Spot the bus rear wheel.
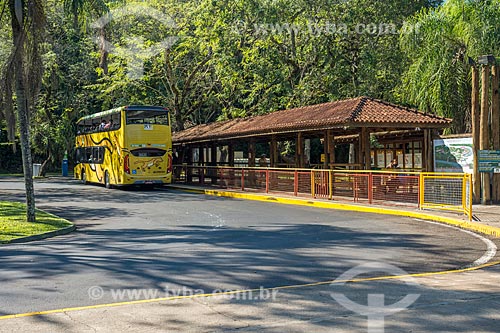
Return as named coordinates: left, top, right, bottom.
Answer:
left=104, top=171, right=111, bottom=189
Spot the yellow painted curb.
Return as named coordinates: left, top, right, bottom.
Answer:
left=169, top=186, right=500, bottom=238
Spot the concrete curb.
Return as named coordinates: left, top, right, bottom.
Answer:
left=168, top=185, right=500, bottom=238
left=1, top=225, right=76, bottom=245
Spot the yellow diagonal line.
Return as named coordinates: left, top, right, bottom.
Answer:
left=1, top=260, right=499, bottom=321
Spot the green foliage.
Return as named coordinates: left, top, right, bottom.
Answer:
left=83, top=0, right=437, bottom=128
left=0, top=121, right=22, bottom=173
left=398, top=0, right=500, bottom=133
left=2, top=0, right=471, bottom=173
left=32, top=2, right=101, bottom=170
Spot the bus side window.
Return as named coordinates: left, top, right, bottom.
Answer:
left=75, top=148, right=83, bottom=163
left=90, top=146, right=106, bottom=164
left=99, top=147, right=105, bottom=163
left=112, top=116, right=121, bottom=130
left=86, top=147, right=93, bottom=163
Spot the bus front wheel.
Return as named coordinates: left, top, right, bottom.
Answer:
left=104, top=171, right=111, bottom=189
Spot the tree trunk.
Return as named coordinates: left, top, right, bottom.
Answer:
left=10, top=0, right=36, bottom=222
left=39, top=151, right=52, bottom=177
left=15, top=73, right=36, bottom=222
left=174, top=107, right=184, bottom=132
left=99, top=27, right=109, bottom=75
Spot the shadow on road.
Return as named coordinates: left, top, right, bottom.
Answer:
left=1, top=177, right=499, bottom=331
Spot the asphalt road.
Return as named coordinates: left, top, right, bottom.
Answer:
left=0, top=178, right=499, bottom=332
left=0, top=177, right=495, bottom=315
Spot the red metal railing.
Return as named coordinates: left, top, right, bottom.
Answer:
left=174, top=165, right=422, bottom=207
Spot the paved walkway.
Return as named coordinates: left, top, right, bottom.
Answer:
left=472, top=204, right=500, bottom=228
left=169, top=184, right=500, bottom=238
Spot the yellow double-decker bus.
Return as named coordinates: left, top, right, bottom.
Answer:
left=74, top=105, right=173, bottom=188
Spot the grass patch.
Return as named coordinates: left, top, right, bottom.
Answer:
left=0, top=202, right=73, bottom=243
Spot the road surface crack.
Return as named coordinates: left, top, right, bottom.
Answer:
left=190, top=298, right=251, bottom=329
left=63, top=311, right=97, bottom=332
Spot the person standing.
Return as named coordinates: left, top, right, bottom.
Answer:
left=386, top=158, right=400, bottom=194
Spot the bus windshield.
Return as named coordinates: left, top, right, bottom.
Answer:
left=126, top=110, right=169, bottom=125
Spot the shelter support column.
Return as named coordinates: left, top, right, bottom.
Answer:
left=270, top=135, right=278, bottom=168
left=210, top=144, right=217, bottom=184
left=492, top=65, right=500, bottom=203
left=186, top=146, right=193, bottom=183
left=472, top=65, right=481, bottom=203
left=329, top=131, right=335, bottom=168
left=296, top=132, right=304, bottom=168
left=323, top=130, right=335, bottom=169
left=361, top=128, right=371, bottom=170
left=248, top=141, right=256, bottom=186
left=227, top=143, right=235, bottom=187
left=199, top=145, right=205, bottom=165
left=323, top=131, right=328, bottom=168
left=357, top=131, right=363, bottom=168
left=349, top=143, right=356, bottom=167
left=228, top=143, right=234, bottom=167
left=423, top=129, right=433, bottom=172
left=480, top=65, right=491, bottom=204
left=357, top=128, right=371, bottom=170
left=248, top=141, right=256, bottom=167
left=199, top=145, right=205, bottom=185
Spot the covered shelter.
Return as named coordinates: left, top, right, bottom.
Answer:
left=172, top=96, right=451, bottom=172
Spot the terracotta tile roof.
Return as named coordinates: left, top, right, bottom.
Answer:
left=173, top=96, right=451, bottom=144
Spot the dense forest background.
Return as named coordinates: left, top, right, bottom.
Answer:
left=1, top=0, right=500, bottom=173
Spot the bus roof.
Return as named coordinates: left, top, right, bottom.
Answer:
left=125, top=105, right=167, bottom=112
left=76, top=106, right=168, bottom=123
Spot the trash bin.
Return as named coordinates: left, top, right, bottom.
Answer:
left=33, top=163, right=41, bottom=177
left=62, top=151, right=69, bottom=177
left=62, top=159, right=69, bottom=177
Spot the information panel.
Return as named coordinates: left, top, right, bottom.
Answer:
left=479, top=150, right=500, bottom=173
left=433, top=137, right=473, bottom=173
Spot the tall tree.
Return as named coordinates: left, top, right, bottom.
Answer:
left=0, top=0, right=45, bottom=221
left=62, top=0, right=109, bottom=73
left=32, top=0, right=100, bottom=175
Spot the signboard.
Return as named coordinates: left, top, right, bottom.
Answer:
left=479, top=150, right=500, bottom=173
left=412, top=153, right=422, bottom=169
left=377, top=152, right=385, bottom=168
left=433, top=137, right=473, bottom=173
